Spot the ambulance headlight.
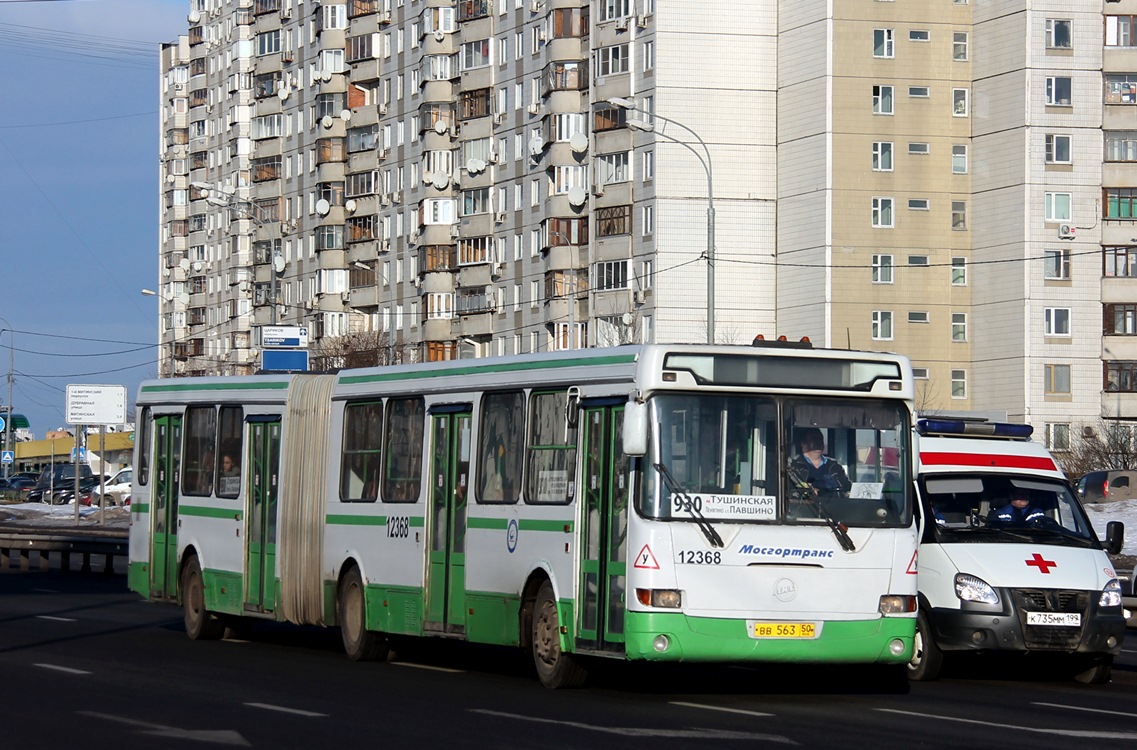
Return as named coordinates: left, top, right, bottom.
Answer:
left=955, top=573, right=999, bottom=605
left=1099, top=579, right=1123, bottom=608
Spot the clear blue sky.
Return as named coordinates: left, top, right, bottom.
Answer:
left=0, top=0, right=185, bottom=436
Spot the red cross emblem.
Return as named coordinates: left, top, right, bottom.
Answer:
left=1025, top=553, right=1057, bottom=574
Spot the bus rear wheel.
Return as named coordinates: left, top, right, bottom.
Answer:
left=182, top=557, right=225, bottom=640
left=531, top=580, right=587, bottom=689
left=338, top=567, right=389, bottom=662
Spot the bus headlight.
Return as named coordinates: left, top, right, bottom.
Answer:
left=636, top=588, right=682, bottom=608
left=1099, top=579, right=1123, bottom=608
left=955, top=573, right=999, bottom=605
left=878, top=595, right=917, bottom=615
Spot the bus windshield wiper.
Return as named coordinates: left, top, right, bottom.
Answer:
left=785, top=467, right=856, bottom=552
left=654, top=462, right=724, bottom=549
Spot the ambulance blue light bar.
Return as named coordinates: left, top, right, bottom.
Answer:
left=917, top=419, right=1034, bottom=439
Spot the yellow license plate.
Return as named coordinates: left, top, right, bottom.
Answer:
left=753, top=622, right=816, bottom=638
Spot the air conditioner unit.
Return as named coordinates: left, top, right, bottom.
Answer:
left=378, top=102, right=388, bottom=115
left=280, top=6, right=291, bottom=18
left=1058, top=223, right=1076, bottom=239
left=381, top=239, right=391, bottom=253
left=487, top=149, right=500, bottom=163
left=527, top=103, right=542, bottom=115
left=174, top=83, right=185, bottom=92
left=592, top=183, right=605, bottom=197
left=391, top=191, right=402, bottom=203
left=409, top=230, right=420, bottom=244
left=615, top=17, right=629, bottom=31
left=450, top=225, right=461, bottom=238
left=495, top=211, right=506, bottom=223
left=634, top=289, right=645, bottom=304
left=379, top=10, right=392, bottom=24
left=281, top=51, right=294, bottom=63
left=493, top=112, right=505, bottom=124
left=491, top=263, right=503, bottom=277
left=529, top=0, right=542, bottom=11
left=377, top=146, right=389, bottom=159
left=381, top=194, right=391, bottom=206
left=537, top=27, right=547, bottom=41
left=411, top=276, right=421, bottom=288
left=636, top=14, right=648, bottom=28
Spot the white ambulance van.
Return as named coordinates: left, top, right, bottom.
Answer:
left=910, top=418, right=1126, bottom=683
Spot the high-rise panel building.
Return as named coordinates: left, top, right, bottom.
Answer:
left=157, top=0, right=1134, bottom=440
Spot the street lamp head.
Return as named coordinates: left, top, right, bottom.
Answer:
left=190, top=181, right=212, bottom=194
left=351, top=261, right=370, bottom=271
left=206, top=195, right=231, bottom=207
left=627, top=118, right=655, bottom=132
left=607, top=96, right=635, bottom=109
left=140, top=289, right=157, bottom=296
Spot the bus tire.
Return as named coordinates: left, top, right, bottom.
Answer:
left=907, top=611, right=943, bottom=681
left=1072, top=654, right=1112, bottom=685
left=531, top=580, right=587, bottom=689
left=338, top=567, right=388, bottom=662
left=182, top=557, right=225, bottom=641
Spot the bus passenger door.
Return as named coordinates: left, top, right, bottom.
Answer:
left=577, top=403, right=628, bottom=654
left=245, top=418, right=281, bottom=613
left=150, top=415, right=182, bottom=600
left=425, top=407, right=471, bottom=634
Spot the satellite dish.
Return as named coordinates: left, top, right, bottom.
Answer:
left=434, top=120, right=448, bottom=135
left=179, top=258, right=191, bottom=271
left=192, top=261, right=203, bottom=272
left=188, top=9, right=200, bottom=22
left=272, top=255, right=286, bottom=273
left=322, top=115, right=334, bottom=129
left=345, top=199, right=357, bottom=213
left=434, top=30, right=445, bottom=42
left=316, top=199, right=331, bottom=216
left=340, top=109, right=352, bottom=121
left=278, top=86, right=290, bottom=100
left=622, top=312, right=633, bottom=325
left=567, top=186, right=587, bottom=207
left=162, top=267, right=171, bottom=277
left=322, top=69, right=333, bottom=82
left=432, top=172, right=449, bottom=189
left=465, top=158, right=481, bottom=174
left=528, top=135, right=544, bottom=156
left=178, top=292, right=190, bottom=305
left=569, top=132, right=588, bottom=153
left=166, top=174, right=176, bottom=184
left=164, top=291, right=174, bottom=301
left=422, top=170, right=434, bottom=183
left=472, top=158, right=486, bottom=173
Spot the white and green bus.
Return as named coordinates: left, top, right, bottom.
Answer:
left=128, top=343, right=919, bottom=687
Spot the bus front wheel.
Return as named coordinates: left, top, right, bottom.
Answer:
left=338, top=566, right=389, bottom=662
left=182, top=557, right=225, bottom=641
left=907, top=611, right=943, bottom=681
left=530, top=580, right=587, bottom=689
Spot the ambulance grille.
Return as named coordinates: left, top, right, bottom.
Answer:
left=1012, top=589, right=1089, bottom=650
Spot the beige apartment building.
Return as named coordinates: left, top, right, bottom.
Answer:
left=157, top=0, right=1134, bottom=442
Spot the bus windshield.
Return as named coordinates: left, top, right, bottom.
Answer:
left=639, top=393, right=912, bottom=528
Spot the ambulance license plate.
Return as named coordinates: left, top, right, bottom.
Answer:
left=752, top=622, right=817, bottom=638
left=1026, top=612, right=1081, bottom=626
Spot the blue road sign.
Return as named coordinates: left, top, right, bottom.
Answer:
left=1, top=450, right=12, bottom=464
left=262, top=349, right=310, bottom=372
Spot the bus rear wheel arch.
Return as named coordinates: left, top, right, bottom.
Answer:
left=337, top=565, right=389, bottom=662
left=181, top=555, right=225, bottom=641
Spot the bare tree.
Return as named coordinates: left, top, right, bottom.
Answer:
left=1053, top=421, right=1137, bottom=480
left=308, top=330, right=414, bottom=372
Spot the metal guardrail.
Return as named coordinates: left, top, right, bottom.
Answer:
left=0, top=526, right=127, bottom=574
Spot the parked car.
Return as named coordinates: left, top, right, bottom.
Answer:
left=1076, top=470, right=1137, bottom=503
left=88, top=467, right=132, bottom=507
left=6, top=475, right=34, bottom=493
left=27, top=464, right=94, bottom=504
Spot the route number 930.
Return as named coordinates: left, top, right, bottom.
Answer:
left=672, top=495, right=703, bottom=514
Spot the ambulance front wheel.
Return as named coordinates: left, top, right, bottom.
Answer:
left=908, top=610, right=943, bottom=681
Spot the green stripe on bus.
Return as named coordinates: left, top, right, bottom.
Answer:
left=180, top=505, right=244, bottom=520
left=131, top=503, right=150, bottom=514
left=326, top=514, right=426, bottom=527
left=338, top=353, right=636, bottom=385
left=140, top=381, right=290, bottom=393
left=467, top=517, right=572, bottom=532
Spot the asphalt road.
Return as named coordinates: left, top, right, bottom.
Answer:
left=2, top=570, right=1136, bottom=750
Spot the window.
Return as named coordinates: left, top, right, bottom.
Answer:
left=951, top=369, right=967, bottom=399
left=1106, top=132, right=1137, bottom=162
left=872, top=141, right=893, bottom=171
left=951, top=313, right=967, bottom=342
left=257, top=30, right=281, bottom=56
left=594, top=260, right=629, bottom=290
left=461, top=187, right=491, bottom=216
left=872, top=311, right=893, bottom=340
left=872, top=254, right=893, bottom=283
left=908, top=199, right=929, bottom=210
left=382, top=398, right=424, bottom=502
left=1107, top=361, right=1137, bottom=392
left=1106, top=16, right=1137, bottom=48
left=460, top=38, right=492, bottom=70
left=952, top=145, right=968, bottom=174
left=908, top=255, right=928, bottom=266
left=1045, top=19, right=1072, bottom=49
left=872, top=197, right=894, bottom=228
left=340, top=401, right=383, bottom=502
left=477, top=391, right=525, bottom=504
left=1046, top=76, right=1072, bottom=106
left=1105, top=246, right=1137, bottom=277
left=1046, top=134, right=1072, bottom=163
left=1045, top=364, right=1072, bottom=395
left=426, top=292, right=454, bottom=319
left=596, top=44, right=629, bottom=76
left=1045, top=192, right=1072, bottom=221
left=873, top=85, right=894, bottom=114
left=912, top=368, right=929, bottom=380
left=551, top=165, right=587, bottom=195
left=873, top=28, right=895, bottom=58
left=1044, top=249, right=1070, bottom=280
left=952, top=88, right=969, bottom=116
left=952, top=32, right=968, bottom=61
left=908, top=86, right=930, bottom=98
left=1105, top=304, right=1137, bottom=335
left=597, top=152, right=630, bottom=184
left=951, top=201, right=967, bottom=230
left=952, top=257, right=967, bottom=285
left=910, top=30, right=930, bottom=42
left=596, top=204, right=632, bottom=236
left=182, top=405, right=216, bottom=497
left=1106, top=188, right=1137, bottom=219
left=908, top=142, right=930, bottom=155
left=908, top=311, right=929, bottom=324
left=642, top=205, right=654, bottom=236
left=1046, top=423, right=1071, bottom=451
left=525, top=392, right=577, bottom=504
left=1044, top=307, right=1071, bottom=336
left=1105, top=74, right=1137, bottom=104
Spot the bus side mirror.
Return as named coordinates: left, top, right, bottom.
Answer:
left=623, top=401, right=648, bottom=457
left=1105, top=520, right=1124, bottom=556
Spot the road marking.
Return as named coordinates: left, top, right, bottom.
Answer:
left=390, top=661, right=463, bottom=673
left=78, top=712, right=250, bottom=747
left=470, top=709, right=795, bottom=743
left=35, top=663, right=90, bottom=675
left=875, top=708, right=1137, bottom=739
left=670, top=701, right=775, bottom=718
left=37, top=615, right=76, bottom=622
left=245, top=702, right=327, bottom=718
left=1033, top=702, right=1137, bottom=719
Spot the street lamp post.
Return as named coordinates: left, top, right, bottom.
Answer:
left=0, top=318, right=12, bottom=479
left=608, top=97, right=716, bottom=344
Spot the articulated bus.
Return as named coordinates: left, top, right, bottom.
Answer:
left=128, top=343, right=919, bottom=688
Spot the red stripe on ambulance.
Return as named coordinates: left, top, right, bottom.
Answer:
left=919, top=451, right=1057, bottom=472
